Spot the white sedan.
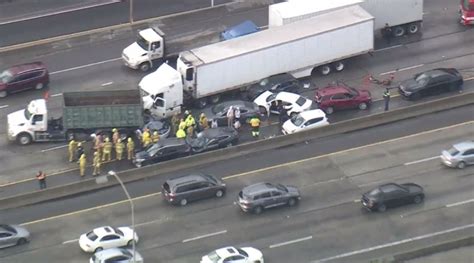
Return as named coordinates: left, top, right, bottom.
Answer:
left=282, top=109, right=329, bottom=135
left=79, top=226, right=139, bottom=253
left=253, top=91, right=312, bottom=117
left=201, top=246, right=264, bottom=263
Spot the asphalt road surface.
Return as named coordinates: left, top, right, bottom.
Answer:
left=0, top=111, right=473, bottom=262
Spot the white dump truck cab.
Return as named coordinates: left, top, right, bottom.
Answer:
left=139, top=63, right=183, bottom=119
left=7, top=99, right=48, bottom=145
left=122, top=26, right=165, bottom=72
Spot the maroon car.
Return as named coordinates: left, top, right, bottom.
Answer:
left=0, top=62, right=49, bottom=98
left=314, top=84, right=372, bottom=114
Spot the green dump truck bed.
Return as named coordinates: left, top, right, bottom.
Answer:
left=62, top=90, right=144, bottom=130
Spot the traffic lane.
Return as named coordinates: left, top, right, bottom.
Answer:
left=0, top=0, right=234, bottom=47
left=1, top=104, right=473, bottom=224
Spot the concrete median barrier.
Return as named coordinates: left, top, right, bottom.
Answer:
left=0, top=92, right=473, bottom=211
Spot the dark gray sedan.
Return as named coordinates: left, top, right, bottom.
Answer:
left=187, top=127, right=238, bottom=154
left=204, top=100, right=260, bottom=127
left=0, top=224, right=30, bottom=248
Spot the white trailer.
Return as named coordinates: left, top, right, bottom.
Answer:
left=270, top=0, right=424, bottom=37
left=140, top=6, right=374, bottom=113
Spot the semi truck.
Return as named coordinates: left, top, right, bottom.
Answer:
left=7, top=90, right=144, bottom=145
left=460, top=0, right=474, bottom=25
left=270, top=0, right=424, bottom=37
left=139, top=5, right=374, bottom=118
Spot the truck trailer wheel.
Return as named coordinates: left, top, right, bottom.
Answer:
left=196, top=98, right=208, bottom=109
left=392, top=26, right=406, bottom=37
left=17, top=133, right=32, bottom=145
left=319, top=65, right=331, bottom=76
left=332, top=61, right=345, bottom=72
left=210, top=95, right=221, bottom=104
left=139, top=62, right=151, bottom=72
left=408, top=22, right=420, bottom=34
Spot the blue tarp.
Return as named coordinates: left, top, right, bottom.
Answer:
left=220, top=20, right=259, bottom=41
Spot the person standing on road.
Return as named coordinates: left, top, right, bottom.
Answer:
left=383, top=23, right=392, bottom=45
left=171, top=113, right=180, bottom=135
left=92, top=151, right=101, bottom=176
left=151, top=131, right=160, bottom=143
left=36, top=170, right=47, bottom=189
left=383, top=88, right=391, bottom=111
left=227, top=106, right=235, bottom=128
left=126, top=137, right=135, bottom=160
left=279, top=106, right=289, bottom=127
left=199, top=113, right=209, bottom=130
left=115, top=139, right=125, bottom=160
left=79, top=154, right=87, bottom=177
left=68, top=139, right=77, bottom=162
left=142, top=128, right=151, bottom=148
left=102, top=137, right=113, bottom=161
left=250, top=116, right=261, bottom=138
left=112, top=128, right=120, bottom=145
left=176, top=127, right=186, bottom=139
left=76, top=142, right=84, bottom=164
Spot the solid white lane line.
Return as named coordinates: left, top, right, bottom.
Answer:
left=446, top=198, right=474, bottom=208
left=404, top=156, right=439, bottom=166
left=41, top=144, right=68, bottom=152
left=312, top=223, right=474, bottom=262
left=62, top=238, right=78, bottom=244
left=51, top=93, right=63, bottom=97
left=269, top=235, right=313, bottom=248
left=182, top=230, right=227, bottom=243
left=380, top=64, right=424, bottom=76
left=101, top=82, right=114, bottom=86
left=0, top=105, right=9, bottom=109
left=374, top=45, right=403, bottom=52
left=50, top=58, right=122, bottom=75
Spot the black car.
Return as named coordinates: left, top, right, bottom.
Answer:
left=187, top=127, right=239, bottom=153
left=237, top=182, right=301, bottom=214
left=133, top=138, right=191, bottom=167
left=247, top=73, right=302, bottom=101
left=206, top=100, right=260, bottom=127
left=398, top=68, right=463, bottom=100
left=162, top=173, right=226, bottom=206
left=361, top=183, right=424, bottom=212
left=143, top=119, right=171, bottom=138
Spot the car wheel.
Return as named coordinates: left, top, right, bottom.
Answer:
left=215, top=190, right=224, bottom=198
left=253, top=206, right=263, bottom=215
left=180, top=198, right=188, bottom=206
left=319, top=65, right=331, bottom=76
left=127, top=240, right=134, bottom=246
left=325, top=107, right=334, bottom=114
left=0, top=91, right=7, bottom=98
left=95, top=247, right=103, bottom=253
left=225, top=142, right=233, bottom=148
left=413, top=195, right=423, bottom=204
left=377, top=204, right=387, bottom=212
left=358, top=102, right=368, bottom=110
left=288, top=198, right=297, bottom=207
left=290, top=112, right=298, bottom=118
left=393, top=26, right=406, bottom=37
left=259, top=106, right=268, bottom=116
left=35, top=82, right=44, bottom=90
left=17, top=238, right=28, bottom=245
left=457, top=161, right=466, bottom=169
left=332, top=61, right=345, bottom=72
left=139, top=62, right=151, bottom=72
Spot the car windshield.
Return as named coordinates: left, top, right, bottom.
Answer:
left=259, top=78, right=270, bottom=87
left=192, top=136, right=209, bottom=147
left=0, top=69, right=13, bottom=83
left=236, top=248, right=249, bottom=257
left=136, top=35, right=149, bottom=50
left=121, top=249, right=132, bottom=257
left=203, top=174, right=218, bottom=184
left=415, top=73, right=430, bottom=85
left=295, top=96, right=307, bottom=106
left=211, top=104, right=227, bottom=114
left=86, top=231, right=98, bottom=241
left=0, top=225, right=16, bottom=233
left=24, top=108, right=33, bottom=120
left=276, top=183, right=288, bottom=192
left=206, top=251, right=222, bottom=263
left=348, top=87, right=359, bottom=96
left=291, top=115, right=305, bottom=126
left=112, top=227, right=124, bottom=236
left=266, top=93, right=277, bottom=103
left=368, top=188, right=381, bottom=196
left=447, top=147, right=460, bottom=156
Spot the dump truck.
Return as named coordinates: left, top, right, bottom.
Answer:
left=7, top=90, right=144, bottom=145
left=138, top=5, right=374, bottom=117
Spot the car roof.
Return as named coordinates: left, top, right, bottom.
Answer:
left=7, top=62, right=46, bottom=75
left=242, top=182, right=275, bottom=195
left=167, top=173, right=209, bottom=186
left=215, top=246, right=240, bottom=258
left=200, top=127, right=235, bottom=138
left=95, top=247, right=128, bottom=258
left=298, top=109, right=326, bottom=119
left=317, top=85, right=351, bottom=96
left=93, top=226, right=116, bottom=236
left=157, top=137, right=187, bottom=147
left=218, top=100, right=257, bottom=109
left=422, top=68, right=457, bottom=78
left=453, top=141, right=474, bottom=151
left=275, top=91, right=301, bottom=102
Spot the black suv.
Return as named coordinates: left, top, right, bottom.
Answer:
left=133, top=138, right=191, bottom=167
left=247, top=73, right=302, bottom=101
left=237, top=182, right=301, bottom=214
left=162, top=173, right=226, bottom=206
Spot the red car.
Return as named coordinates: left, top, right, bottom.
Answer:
left=314, top=84, right=371, bottom=114
left=0, top=62, right=49, bottom=98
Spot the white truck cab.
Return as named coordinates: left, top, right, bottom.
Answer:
left=7, top=99, right=48, bottom=144
left=122, top=27, right=165, bottom=72
left=139, top=63, right=183, bottom=119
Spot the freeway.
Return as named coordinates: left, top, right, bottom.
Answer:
left=0, top=0, right=474, bottom=197
left=0, top=0, right=235, bottom=46
left=0, top=107, right=473, bottom=262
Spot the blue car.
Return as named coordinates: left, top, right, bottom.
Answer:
left=220, top=20, right=259, bottom=41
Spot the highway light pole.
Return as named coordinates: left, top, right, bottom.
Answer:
left=97, top=171, right=136, bottom=262
left=129, top=0, right=134, bottom=23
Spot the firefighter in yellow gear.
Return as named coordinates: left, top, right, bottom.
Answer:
left=112, top=128, right=120, bottom=145
left=199, top=113, right=209, bottom=130
left=250, top=116, right=261, bottom=138
left=176, top=128, right=186, bottom=139
left=185, top=114, right=196, bottom=129
left=68, top=139, right=77, bottom=162
left=79, top=154, right=87, bottom=177
left=171, top=113, right=180, bottom=135
left=102, top=137, right=113, bottom=161
left=127, top=137, right=135, bottom=160
left=115, top=139, right=125, bottom=160
left=142, top=128, right=151, bottom=147
left=92, top=151, right=101, bottom=176
left=151, top=131, right=160, bottom=143
left=178, top=118, right=186, bottom=131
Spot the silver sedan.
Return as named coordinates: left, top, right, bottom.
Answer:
left=440, top=141, right=474, bottom=169
left=0, top=224, right=30, bottom=248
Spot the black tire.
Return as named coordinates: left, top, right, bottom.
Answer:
left=17, top=238, right=27, bottom=245
left=358, top=102, right=368, bottom=110
left=95, top=247, right=103, bottom=253
left=17, top=133, right=32, bottom=145
left=0, top=90, right=7, bottom=98
left=139, top=62, right=151, bottom=72
left=377, top=204, right=387, bottom=212
left=210, top=95, right=221, bottom=104
left=320, top=65, right=331, bottom=76
left=408, top=22, right=420, bottom=34
left=288, top=198, right=297, bottom=207
left=393, top=26, right=406, bottom=37
left=196, top=98, right=208, bottom=109
left=215, top=190, right=224, bottom=198
left=253, top=206, right=263, bottom=215
left=180, top=198, right=188, bottom=206
left=35, top=82, right=44, bottom=90
left=325, top=107, right=334, bottom=115
left=413, top=195, right=423, bottom=204
left=332, top=61, right=345, bottom=72
left=457, top=161, right=466, bottom=169
left=259, top=106, right=268, bottom=116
